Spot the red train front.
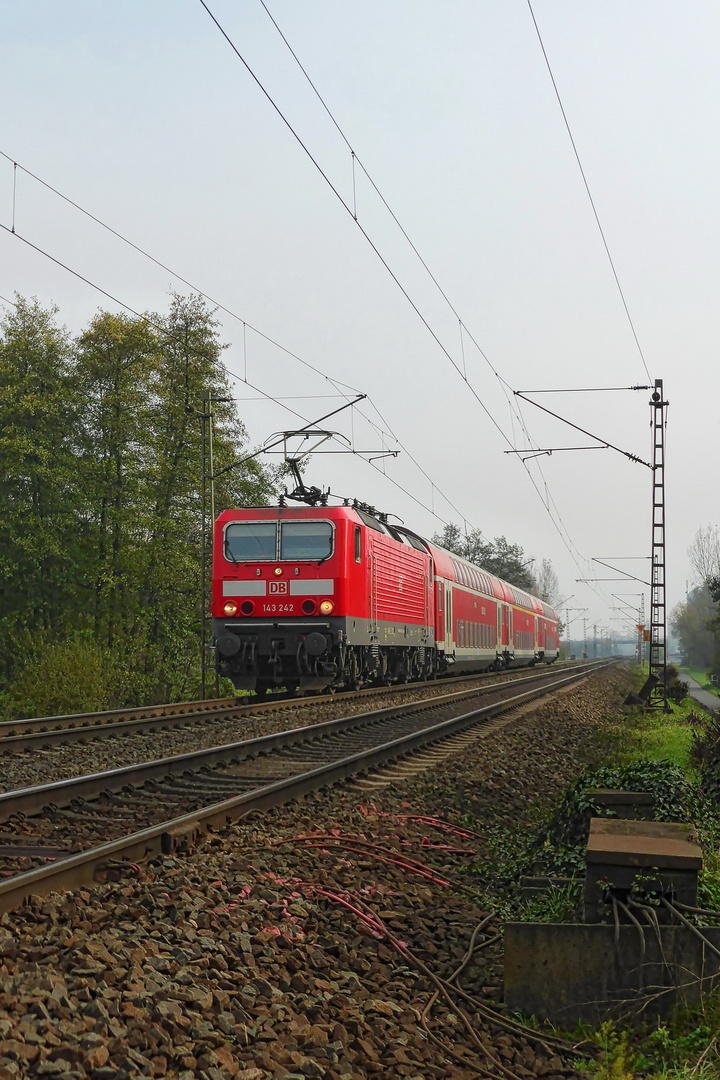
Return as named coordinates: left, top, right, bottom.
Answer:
left=212, top=505, right=434, bottom=693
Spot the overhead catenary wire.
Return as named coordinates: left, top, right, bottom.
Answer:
left=257, top=0, right=482, bottom=349
left=525, top=0, right=652, bottom=385
left=196, top=0, right=514, bottom=448
left=0, top=148, right=481, bottom=535
left=256, top=0, right=515, bottom=397
left=252, top=2, right=643, bottom=472
left=0, top=220, right=470, bottom=532
left=241, top=0, right=630, bottom=607
left=256, top=0, right=652, bottom=612
left=0, top=149, right=360, bottom=400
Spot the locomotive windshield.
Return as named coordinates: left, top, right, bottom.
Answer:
left=224, top=520, right=333, bottom=562
left=280, top=521, right=333, bottom=560
left=225, top=522, right=276, bottom=561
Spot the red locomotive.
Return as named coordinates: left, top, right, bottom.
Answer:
left=212, top=502, right=559, bottom=693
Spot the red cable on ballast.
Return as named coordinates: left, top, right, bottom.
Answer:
left=299, top=842, right=453, bottom=887
left=312, top=887, right=390, bottom=937
left=270, top=833, right=454, bottom=885
left=272, top=831, right=448, bottom=871
left=355, top=804, right=483, bottom=841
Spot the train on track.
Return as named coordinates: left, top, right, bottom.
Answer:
left=212, top=501, right=560, bottom=694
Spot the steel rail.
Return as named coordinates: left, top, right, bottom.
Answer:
left=0, top=696, right=238, bottom=734
left=0, top=663, right=580, bottom=753
left=0, top=662, right=579, bottom=738
left=0, top=660, right=613, bottom=913
left=0, top=663, right=596, bottom=818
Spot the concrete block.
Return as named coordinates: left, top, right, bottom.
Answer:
left=584, top=818, right=701, bottom=923
left=585, top=789, right=655, bottom=820
left=504, top=922, right=720, bottom=1025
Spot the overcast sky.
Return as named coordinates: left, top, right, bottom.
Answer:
left=2, top=1, right=718, bottom=643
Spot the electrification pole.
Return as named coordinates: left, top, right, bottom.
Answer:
left=200, top=391, right=211, bottom=700
left=648, top=380, right=669, bottom=710
left=564, top=607, right=586, bottom=657
left=200, top=391, right=220, bottom=700
left=636, top=595, right=646, bottom=666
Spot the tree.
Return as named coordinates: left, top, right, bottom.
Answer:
left=74, top=294, right=280, bottom=703
left=0, top=293, right=279, bottom=713
left=0, top=297, right=81, bottom=684
left=130, top=292, right=279, bottom=701
left=430, top=523, right=537, bottom=592
left=431, top=523, right=473, bottom=560
left=481, top=536, right=536, bottom=592
left=671, top=586, right=719, bottom=670
left=688, top=525, right=720, bottom=587
left=533, top=558, right=560, bottom=606
left=74, top=310, right=159, bottom=652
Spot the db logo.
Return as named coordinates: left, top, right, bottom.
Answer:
left=268, top=581, right=288, bottom=594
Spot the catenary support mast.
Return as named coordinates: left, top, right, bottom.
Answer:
left=648, top=380, right=669, bottom=710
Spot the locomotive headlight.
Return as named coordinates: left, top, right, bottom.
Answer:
left=319, top=600, right=334, bottom=615
left=274, top=567, right=283, bottom=575
left=223, top=601, right=238, bottom=616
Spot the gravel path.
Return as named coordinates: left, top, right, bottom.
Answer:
left=0, top=665, right=630, bottom=1079
left=0, top=671, right=557, bottom=795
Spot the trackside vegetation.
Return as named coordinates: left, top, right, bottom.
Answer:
left=459, top=670, right=720, bottom=1079
left=0, top=293, right=279, bottom=716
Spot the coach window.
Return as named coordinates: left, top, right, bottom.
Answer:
left=280, top=520, right=333, bottom=561
left=354, top=525, right=362, bottom=563
left=225, top=522, right=276, bottom=561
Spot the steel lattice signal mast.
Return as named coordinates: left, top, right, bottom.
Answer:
left=648, top=379, right=669, bottom=710
left=636, top=594, right=646, bottom=666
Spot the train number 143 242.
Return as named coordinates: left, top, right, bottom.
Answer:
left=261, top=603, right=294, bottom=613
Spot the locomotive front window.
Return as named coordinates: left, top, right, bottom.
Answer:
left=225, top=522, right=277, bottom=561
left=280, top=521, right=333, bottom=561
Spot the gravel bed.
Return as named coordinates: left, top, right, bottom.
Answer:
left=0, top=665, right=630, bottom=1079
left=0, top=670, right=555, bottom=795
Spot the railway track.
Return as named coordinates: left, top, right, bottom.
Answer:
left=0, top=661, right=581, bottom=752
left=0, top=658, right=615, bottom=913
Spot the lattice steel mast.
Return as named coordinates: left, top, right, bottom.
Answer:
left=648, top=379, right=669, bottom=710
left=200, top=390, right=217, bottom=700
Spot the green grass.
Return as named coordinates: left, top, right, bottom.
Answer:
left=460, top=669, right=720, bottom=1078
left=576, top=1014, right=720, bottom=1080
left=680, top=666, right=720, bottom=696
left=603, top=698, right=698, bottom=773
left=579, top=691, right=720, bottom=1077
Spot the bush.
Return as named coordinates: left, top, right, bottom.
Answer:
left=5, top=637, right=117, bottom=719
left=665, top=664, right=689, bottom=703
